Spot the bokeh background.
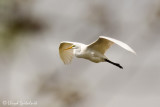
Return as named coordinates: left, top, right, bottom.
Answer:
left=0, top=0, right=160, bottom=107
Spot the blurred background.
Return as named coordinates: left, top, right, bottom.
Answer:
left=0, top=0, right=160, bottom=107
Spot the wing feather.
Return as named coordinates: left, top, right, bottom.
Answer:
left=59, top=41, right=75, bottom=64
left=88, top=36, right=136, bottom=54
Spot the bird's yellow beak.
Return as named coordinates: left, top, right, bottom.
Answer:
left=64, top=46, right=73, bottom=50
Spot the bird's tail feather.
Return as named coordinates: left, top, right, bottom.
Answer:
left=104, top=59, right=123, bottom=69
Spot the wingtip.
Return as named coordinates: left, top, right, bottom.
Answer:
left=133, top=51, right=137, bottom=55
left=130, top=50, right=136, bottom=55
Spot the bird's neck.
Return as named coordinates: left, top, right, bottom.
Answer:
left=74, top=48, right=82, bottom=57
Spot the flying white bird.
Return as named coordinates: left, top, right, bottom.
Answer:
left=59, top=36, right=136, bottom=69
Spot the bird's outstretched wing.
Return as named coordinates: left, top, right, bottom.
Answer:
left=87, top=36, right=136, bottom=54
left=59, top=41, right=74, bottom=64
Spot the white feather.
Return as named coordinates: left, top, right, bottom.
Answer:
left=100, top=36, right=136, bottom=54
left=59, top=41, right=75, bottom=64
left=59, top=36, right=136, bottom=68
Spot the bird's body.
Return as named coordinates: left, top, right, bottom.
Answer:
left=68, top=42, right=106, bottom=63
left=59, top=36, right=136, bottom=69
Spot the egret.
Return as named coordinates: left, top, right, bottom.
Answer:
left=59, top=36, right=136, bottom=69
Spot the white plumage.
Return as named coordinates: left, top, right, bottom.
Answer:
left=59, top=41, right=75, bottom=64
left=59, top=36, right=136, bottom=69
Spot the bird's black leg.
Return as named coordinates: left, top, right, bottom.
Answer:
left=104, top=59, right=123, bottom=69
